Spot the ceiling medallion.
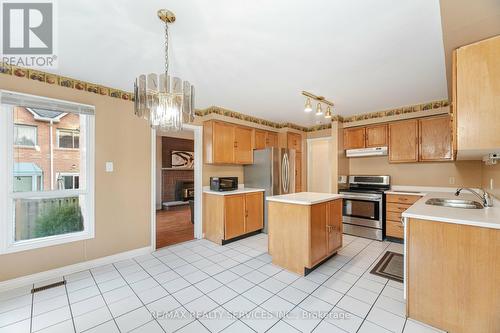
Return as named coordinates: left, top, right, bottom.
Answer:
left=302, top=91, right=334, bottom=120
left=134, top=9, right=194, bottom=131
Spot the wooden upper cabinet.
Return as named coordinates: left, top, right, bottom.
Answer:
left=204, top=120, right=253, bottom=164
left=419, top=115, right=452, bottom=161
left=327, top=200, right=342, bottom=254
left=365, top=124, right=388, bottom=147
left=254, top=130, right=267, bottom=150
left=310, top=202, right=328, bottom=266
left=266, top=131, right=279, bottom=148
left=287, top=133, right=302, bottom=153
left=234, top=126, right=253, bottom=164
left=211, top=121, right=234, bottom=164
left=389, top=120, right=419, bottom=163
left=343, top=127, right=366, bottom=149
left=224, top=195, right=245, bottom=239
left=456, top=36, right=500, bottom=156
left=244, top=192, right=263, bottom=233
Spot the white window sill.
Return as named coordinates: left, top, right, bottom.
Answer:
left=2, top=230, right=94, bottom=254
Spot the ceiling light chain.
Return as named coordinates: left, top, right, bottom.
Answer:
left=302, top=91, right=335, bottom=120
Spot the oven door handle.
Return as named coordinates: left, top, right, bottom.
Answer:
left=341, top=195, right=382, bottom=202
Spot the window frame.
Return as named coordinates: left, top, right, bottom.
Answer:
left=56, top=128, right=80, bottom=149
left=56, top=172, right=80, bottom=190
left=13, top=123, right=38, bottom=148
left=0, top=96, right=95, bottom=254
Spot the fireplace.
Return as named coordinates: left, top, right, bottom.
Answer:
left=175, top=180, right=194, bottom=201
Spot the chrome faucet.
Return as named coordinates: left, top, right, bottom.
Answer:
left=455, top=188, right=493, bottom=207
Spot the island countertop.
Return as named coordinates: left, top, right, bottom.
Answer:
left=266, top=192, right=343, bottom=205
left=402, top=192, right=500, bottom=229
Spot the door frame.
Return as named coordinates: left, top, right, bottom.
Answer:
left=150, top=124, right=203, bottom=251
left=306, top=137, right=333, bottom=193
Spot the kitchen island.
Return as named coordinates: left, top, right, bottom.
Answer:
left=266, top=192, right=343, bottom=275
left=402, top=192, right=500, bottom=333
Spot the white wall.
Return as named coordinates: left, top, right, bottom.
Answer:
left=307, top=138, right=333, bottom=193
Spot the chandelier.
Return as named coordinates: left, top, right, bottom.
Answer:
left=302, top=91, right=334, bottom=119
left=134, top=9, right=194, bottom=131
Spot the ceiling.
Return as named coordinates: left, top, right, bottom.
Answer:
left=53, top=0, right=448, bottom=126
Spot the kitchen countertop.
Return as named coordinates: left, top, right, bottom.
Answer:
left=384, top=185, right=466, bottom=196
left=203, top=186, right=265, bottom=196
left=402, top=192, right=500, bottom=229
left=266, top=192, right=343, bottom=205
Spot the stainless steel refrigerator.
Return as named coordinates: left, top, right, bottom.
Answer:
left=243, top=147, right=296, bottom=233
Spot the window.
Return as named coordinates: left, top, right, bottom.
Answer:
left=14, top=124, right=37, bottom=147
left=0, top=91, right=95, bottom=253
left=57, top=129, right=79, bottom=149
left=56, top=173, right=79, bottom=190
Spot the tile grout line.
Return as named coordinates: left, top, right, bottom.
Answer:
left=88, top=268, right=122, bottom=333
left=264, top=237, right=377, bottom=333
left=63, top=277, right=78, bottom=333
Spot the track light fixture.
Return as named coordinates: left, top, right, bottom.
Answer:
left=301, top=91, right=335, bottom=120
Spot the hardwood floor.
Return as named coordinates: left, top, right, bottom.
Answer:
left=156, top=206, right=194, bottom=249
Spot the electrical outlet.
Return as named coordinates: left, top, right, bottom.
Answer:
left=490, top=178, right=494, bottom=190
left=449, top=176, right=456, bottom=185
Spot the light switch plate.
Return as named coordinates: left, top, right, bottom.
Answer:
left=105, top=162, right=114, bottom=172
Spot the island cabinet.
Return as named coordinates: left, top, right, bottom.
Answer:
left=203, top=120, right=253, bottom=165
left=406, top=218, right=500, bottom=333
left=267, top=193, right=343, bottom=275
left=203, top=190, right=264, bottom=245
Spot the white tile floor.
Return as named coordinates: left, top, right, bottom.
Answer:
left=0, top=234, right=446, bottom=333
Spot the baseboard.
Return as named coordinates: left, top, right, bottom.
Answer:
left=0, top=246, right=151, bottom=293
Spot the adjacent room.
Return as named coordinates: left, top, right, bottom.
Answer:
left=0, top=1, right=499, bottom=333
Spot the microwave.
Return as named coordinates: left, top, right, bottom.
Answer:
left=210, top=177, right=238, bottom=192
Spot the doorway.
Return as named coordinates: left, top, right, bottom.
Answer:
left=307, top=137, right=333, bottom=193
left=151, top=124, right=203, bottom=250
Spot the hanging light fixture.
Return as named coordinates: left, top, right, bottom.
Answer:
left=301, top=91, right=335, bottom=120
left=304, top=98, right=312, bottom=112
left=325, top=106, right=332, bottom=119
left=134, top=9, right=194, bottom=131
left=315, top=103, right=323, bottom=115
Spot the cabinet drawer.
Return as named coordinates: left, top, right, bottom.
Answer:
left=386, top=202, right=412, bottom=213
left=386, top=220, right=404, bottom=239
left=386, top=211, right=403, bottom=223
left=386, top=194, right=421, bottom=204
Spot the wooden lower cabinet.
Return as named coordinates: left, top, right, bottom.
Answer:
left=204, top=191, right=264, bottom=244
left=268, top=199, right=343, bottom=275
left=385, top=194, right=422, bottom=240
left=406, top=218, right=500, bottom=332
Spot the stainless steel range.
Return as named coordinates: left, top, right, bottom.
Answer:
left=339, top=175, right=390, bottom=241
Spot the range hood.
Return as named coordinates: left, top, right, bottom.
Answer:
left=346, top=147, right=388, bottom=157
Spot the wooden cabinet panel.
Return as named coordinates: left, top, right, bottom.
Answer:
left=295, top=152, right=302, bottom=192
left=224, top=195, right=245, bottom=239
left=266, top=132, right=279, bottom=148
left=245, top=192, right=263, bottom=233
left=456, top=36, right=500, bottom=154
left=254, top=130, right=267, bottom=150
left=310, top=203, right=328, bottom=266
left=386, top=194, right=421, bottom=205
left=343, top=127, right=366, bottom=150
left=419, top=116, right=452, bottom=161
left=327, top=200, right=342, bottom=254
left=287, top=133, right=302, bottom=153
left=386, top=220, right=404, bottom=238
left=386, top=211, right=403, bottom=223
left=234, top=126, right=253, bottom=164
left=366, top=124, right=388, bottom=147
left=389, top=120, right=419, bottom=163
left=211, top=121, right=234, bottom=164
left=386, top=202, right=412, bottom=214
